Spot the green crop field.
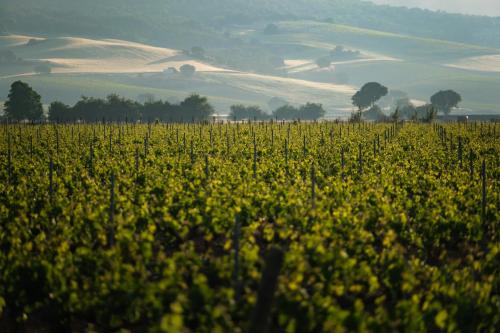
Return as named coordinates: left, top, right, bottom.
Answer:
left=0, top=121, right=498, bottom=332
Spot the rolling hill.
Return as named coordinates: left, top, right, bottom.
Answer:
left=0, top=34, right=355, bottom=117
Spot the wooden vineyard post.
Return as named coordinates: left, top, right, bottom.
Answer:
left=284, top=139, right=289, bottom=177
left=29, top=135, right=33, bottom=160
left=135, top=147, right=140, bottom=173
left=248, top=247, right=284, bottom=333
left=56, top=128, right=59, bottom=154
left=190, top=140, right=195, bottom=165
left=358, top=143, right=363, bottom=175
left=253, top=134, right=257, bottom=179
left=144, top=136, right=149, bottom=157
left=232, top=214, right=241, bottom=303
left=469, top=149, right=474, bottom=180
left=205, top=154, right=209, bottom=181
left=271, top=128, right=274, bottom=149
left=303, top=135, right=307, bottom=158
left=109, top=130, right=113, bottom=154
left=89, top=142, right=94, bottom=177
left=7, top=133, right=11, bottom=183
left=311, top=165, right=316, bottom=209
left=108, top=172, right=116, bottom=247
left=341, top=146, right=345, bottom=181
left=181, top=132, right=186, bottom=154
left=377, top=134, right=380, bottom=153
left=458, top=136, right=463, bottom=168
left=49, top=157, right=54, bottom=200
left=481, top=160, right=486, bottom=223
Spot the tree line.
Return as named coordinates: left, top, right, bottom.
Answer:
left=48, top=94, right=214, bottom=123
left=350, top=81, right=462, bottom=122
left=229, top=103, right=326, bottom=121
left=2, top=81, right=215, bottom=122
left=2, top=80, right=462, bottom=123
left=2, top=81, right=328, bottom=123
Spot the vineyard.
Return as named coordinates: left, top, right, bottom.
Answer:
left=0, top=121, right=498, bottom=332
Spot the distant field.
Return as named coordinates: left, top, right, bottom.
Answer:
left=0, top=35, right=231, bottom=75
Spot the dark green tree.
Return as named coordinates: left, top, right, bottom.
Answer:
left=430, top=90, right=462, bottom=115
left=180, top=94, right=214, bottom=121
left=230, top=105, right=269, bottom=121
left=48, top=101, right=72, bottom=122
left=273, top=105, right=299, bottom=120
left=352, top=82, right=388, bottom=111
left=104, top=94, right=140, bottom=121
left=72, top=96, right=106, bottom=122
left=142, top=100, right=173, bottom=122
left=4, top=81, right=44, bottom=121
left=298, top=103, right=326, bottom=120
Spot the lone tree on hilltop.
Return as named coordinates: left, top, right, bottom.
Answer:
left=430, top=90, right=461, bottom=115
left=4, top=81, right=44, bottom=121
left=352, top=82, right=388, bottom=111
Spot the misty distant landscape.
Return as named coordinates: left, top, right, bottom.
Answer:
left=1, top=0, right=500, bottom=118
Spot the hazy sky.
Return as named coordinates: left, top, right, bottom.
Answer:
left=370, top=0, right=500, bottom=16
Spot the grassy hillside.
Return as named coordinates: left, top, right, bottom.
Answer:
left=239, top=20, right=500, bottom=113
left=0, top=32, right=356, bottom=117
